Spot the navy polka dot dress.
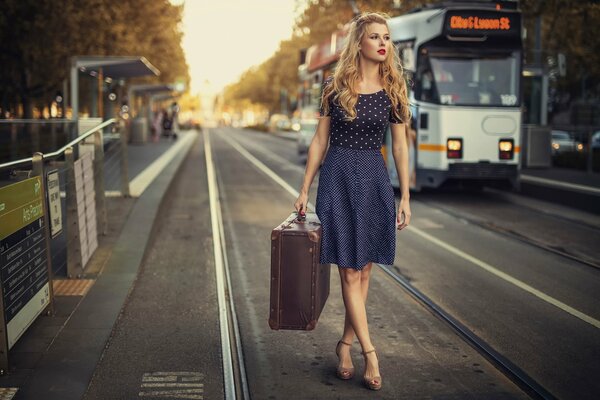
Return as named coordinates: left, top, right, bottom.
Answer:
left=315, top=77, right=403, bottom=270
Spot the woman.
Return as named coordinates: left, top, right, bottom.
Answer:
left=294, top=12, right=411, bottom=391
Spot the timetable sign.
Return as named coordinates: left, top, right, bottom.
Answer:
left=0, top=177, right=51, bottom=349
left=47, top=170, right=62, bottom=238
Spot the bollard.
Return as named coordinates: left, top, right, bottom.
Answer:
left=120, top=123, right=130, bottom=197
left=94, top=130, right=108, bottom=235
left=31, top=153, right=55, bottom=316
left=65, top=147, right=84, bottom=278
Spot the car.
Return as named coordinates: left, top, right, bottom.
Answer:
left=268, top=114, right=291, bottom=133
left=297, top=119, right=319, bottom=158
left=551, top=130, right=583, bottom=154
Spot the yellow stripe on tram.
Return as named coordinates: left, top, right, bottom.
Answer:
left=419, top=144, right=446, bottom=152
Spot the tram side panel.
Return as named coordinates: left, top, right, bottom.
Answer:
left=386, top=105, right=521, bottom=190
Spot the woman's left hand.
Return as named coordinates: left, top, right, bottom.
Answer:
left=397, top=198, right=411, bottom=230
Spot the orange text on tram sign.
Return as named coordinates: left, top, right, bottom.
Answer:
left=450, top=16, right=511, bottom=30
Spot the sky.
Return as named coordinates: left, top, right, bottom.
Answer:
left=176, top=0, right=298, bottom=97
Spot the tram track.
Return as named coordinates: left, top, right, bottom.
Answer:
left=216, top=128, right=563, bottom=400
left=376, top=263, right=556, bottom=400
left=416, top=197, right=600, bottom=271
left=204, top=128, right=250, bottom=400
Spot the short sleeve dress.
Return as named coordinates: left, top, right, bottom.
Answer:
left=315, top=77, right=403, bottom=270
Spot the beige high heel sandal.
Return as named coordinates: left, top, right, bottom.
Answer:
left=361, top=348, right=382, bottom=391
left=335, top=340, right=355, bottom=380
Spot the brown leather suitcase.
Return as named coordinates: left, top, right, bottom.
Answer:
left=269, top=211, right=330, bottom=330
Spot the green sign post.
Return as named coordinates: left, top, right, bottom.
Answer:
left=0, top=176, right=53, bottom=373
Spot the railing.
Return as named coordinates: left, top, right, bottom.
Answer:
left=0, top=118, right=131, bottom=278
left=0, top=118, right=137, bottom=373
left=0, top=119, right=77, bottom=164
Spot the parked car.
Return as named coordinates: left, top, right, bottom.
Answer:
left=551, top=130, right=583, bottom=154
left=268, top=114, right=291, bottom=133
left=297, top=119, right=319, bottom=158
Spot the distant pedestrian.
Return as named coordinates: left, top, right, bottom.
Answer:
left=294, top=12, right=412, bottom=391
left=170, top=102, right=180, bottom=140
left=162, top=109, right=173, bottom=138
left=152, top=108, right=163, bottom=142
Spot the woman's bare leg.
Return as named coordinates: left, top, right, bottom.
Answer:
left=337, top=263, right=380, bottom=382
left=337, top=262, right=373, bottom=370
left=340, top=262, right=373, bottom=343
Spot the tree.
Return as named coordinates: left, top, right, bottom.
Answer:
left=0, top=0, right=189, bottom=118
left=224, top=0, right=435, bottom=114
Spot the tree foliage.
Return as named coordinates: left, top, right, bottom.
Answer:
left=0, top=0, right=189, bottom=118
left=225, top=0, right=600, bottom=117
left=223, top=0, right=435, bottom=115
left=521, top=0, right=600, bottom=99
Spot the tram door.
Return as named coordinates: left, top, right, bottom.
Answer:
left=522, top=67, right=548, bottom=125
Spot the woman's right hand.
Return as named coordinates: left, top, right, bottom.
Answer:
left=294, top=191, right=309, bottom=215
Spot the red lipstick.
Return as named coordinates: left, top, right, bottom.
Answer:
left=377, top=49, right=386, bottom=55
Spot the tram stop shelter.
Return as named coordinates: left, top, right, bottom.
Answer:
left=69, top=56, right=160, bottom=136
left=127, top=84, right=183, bottom=143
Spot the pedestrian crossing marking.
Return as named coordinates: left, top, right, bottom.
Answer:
left=139, top=372, right=204, bottom=399
left=142, top=376, right=178, bottom=382
left=141, top=383, right=203, bottom=388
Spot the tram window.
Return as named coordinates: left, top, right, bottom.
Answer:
left=416, top=69, right=439, bottom=103
left=416, top=49, right=520, bottom=107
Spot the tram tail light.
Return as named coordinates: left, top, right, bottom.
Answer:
left=499, top=139, right=514, bottom=160
left=447, top=138, right=462, bottom=159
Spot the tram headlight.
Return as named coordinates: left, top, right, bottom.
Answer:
left=447, top=138, right=462, bottom=159
left=499, top=139, right=514, bottom=160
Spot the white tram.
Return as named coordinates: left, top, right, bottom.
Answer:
left=297, top=0, right=523, bottom=190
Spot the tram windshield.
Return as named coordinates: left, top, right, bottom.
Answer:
left=417, top=49, right=521, bottom=107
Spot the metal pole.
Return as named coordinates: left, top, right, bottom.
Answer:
left=10, top=123, right=18, bottom=161
left=120, top=125, right=130, bottom=197
left=70, top=59, right=79, bottom=126
left=62, top=78, right=68, bottom=119
left=587, top=129, right=594, bottom=174
left=98, top=68, right=104, bottom=119
left=534, top=16, right=542, bottom=67
left=0, top=289, right=7, bottom=375
left=94, top=130, right=107, bottom=234
left=65, top=147, right=84, bottom=278
left=32, top=152, right=55, bottom=316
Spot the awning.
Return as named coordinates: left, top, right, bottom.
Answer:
left=129, top=84, right=176, bottom=95
left=70, top=56, right=161, bottom=121
left=72, top=56, right=160, bottom=78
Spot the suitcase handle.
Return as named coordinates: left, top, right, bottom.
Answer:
left=296, top=210, right=306, bottom=222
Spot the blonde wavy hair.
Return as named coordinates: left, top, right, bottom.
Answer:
left=321, top=12, right=411, bottom=123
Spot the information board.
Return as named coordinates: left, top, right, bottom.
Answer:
left=47, top=170, right=63, bottom=238
left=74, top=152, right=97, bottom=268
left=0, top=177, right=51, bottom=349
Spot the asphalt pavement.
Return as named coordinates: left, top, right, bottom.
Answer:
left=3, top=127, right=599, bottom=400
left=218, top=126, right=600, bottom=400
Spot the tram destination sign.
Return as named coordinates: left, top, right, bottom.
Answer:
left=0, top=177, right=51, bottom=349
left=444, top=10, right=521, bottom=37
